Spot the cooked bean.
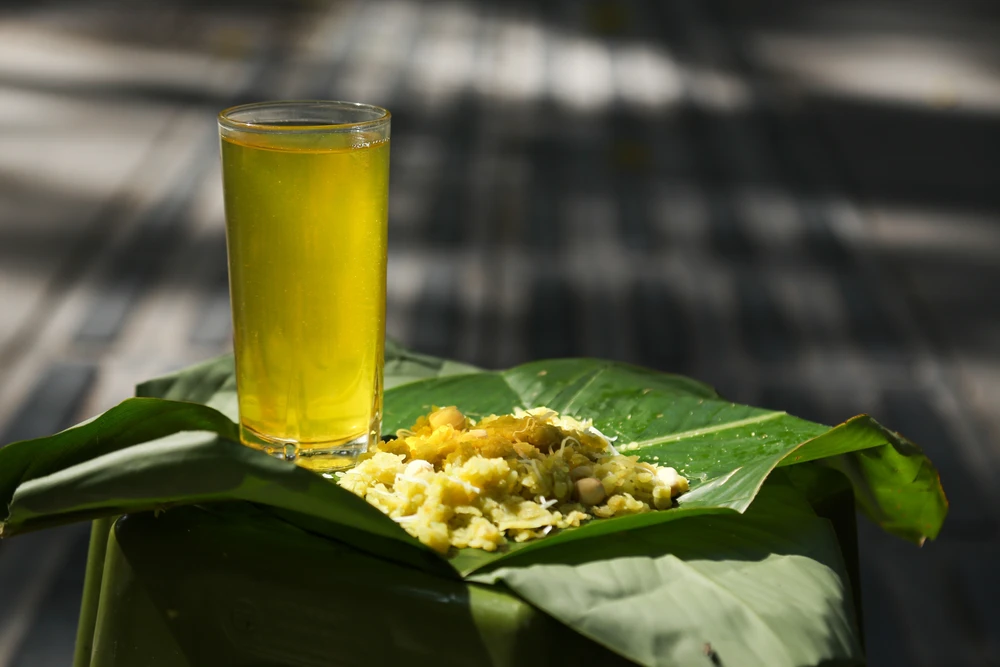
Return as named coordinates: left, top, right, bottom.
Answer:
left=429, top=406, right=466, bottom=430
left=574, top=477, right=607, bottom=505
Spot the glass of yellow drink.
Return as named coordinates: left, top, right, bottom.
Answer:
left=218, top=101, right=390, bottom=471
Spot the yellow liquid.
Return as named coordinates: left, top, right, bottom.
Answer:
left=221, top=133, right=389, bottom=461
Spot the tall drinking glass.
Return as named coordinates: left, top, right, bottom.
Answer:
left=218, top=101, right=390, bottom=472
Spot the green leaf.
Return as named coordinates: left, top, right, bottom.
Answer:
left=3, top=353, right=945, bottom=558
left=1, top=420, right=448, bottom=576
left=0, top=398, right=239, bottom=516
left=382, top=338, right=482, bottom=389
left=382, top=358, right=947, bottom=572
left=1, top=355, right=946, bottom=570
left=0, top=346, right=946, bottom=666
left=136, top=355, right=239, bottom=420
left=470, top=482, right=864, bottom=667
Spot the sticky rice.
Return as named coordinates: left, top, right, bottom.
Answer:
left=337, top=406, right=689, bottom=553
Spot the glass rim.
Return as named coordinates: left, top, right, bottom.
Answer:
left=218, top=100, right=391, bottom=134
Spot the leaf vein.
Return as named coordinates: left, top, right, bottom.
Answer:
left=555, top=366, right=607, bottom=415
left=636, top=411, right=787, bottom=448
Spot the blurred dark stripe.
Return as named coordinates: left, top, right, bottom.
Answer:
left=758, top=384, right=825, bottom=424
left=838, top=275, right=908, bottom=364
left=582, top=291, right=621, bottom=360
left=423, top=99, right=481, bottom=248
left=856, top=530, right=923, bottom=667
left=528, top=182, right=562, bottom=252
left=9, top=529, right=90, bottom=667
left=409, top=265, right=462, bottom=360
left=953, top=545, right=1000, bottom=661
left=188, top=233, right=232, bottom=347
left=1, top=363, right=96, bottom=445
left=613, top=178, right=654, bottom=251
left=527, top=276, right=582, bottom=359
left=629, top=280, right=692, bottom=374
left=425, top=187, right=468, bottom=247
left=859, top=520, right=988, bottom=666
left=736, top=273, right=796, bottom=363
left=685, top=109, right=756, bottom=263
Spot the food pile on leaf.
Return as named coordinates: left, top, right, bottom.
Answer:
left=338, top=406, right=689, bottom=552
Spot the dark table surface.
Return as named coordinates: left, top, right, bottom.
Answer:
left=1, top=1, right=998, bottom=664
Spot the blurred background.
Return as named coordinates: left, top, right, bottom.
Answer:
left=1, top=0, right=998, bottom=664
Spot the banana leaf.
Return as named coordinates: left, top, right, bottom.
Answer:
left=0, top=344, right=947, bottom=666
